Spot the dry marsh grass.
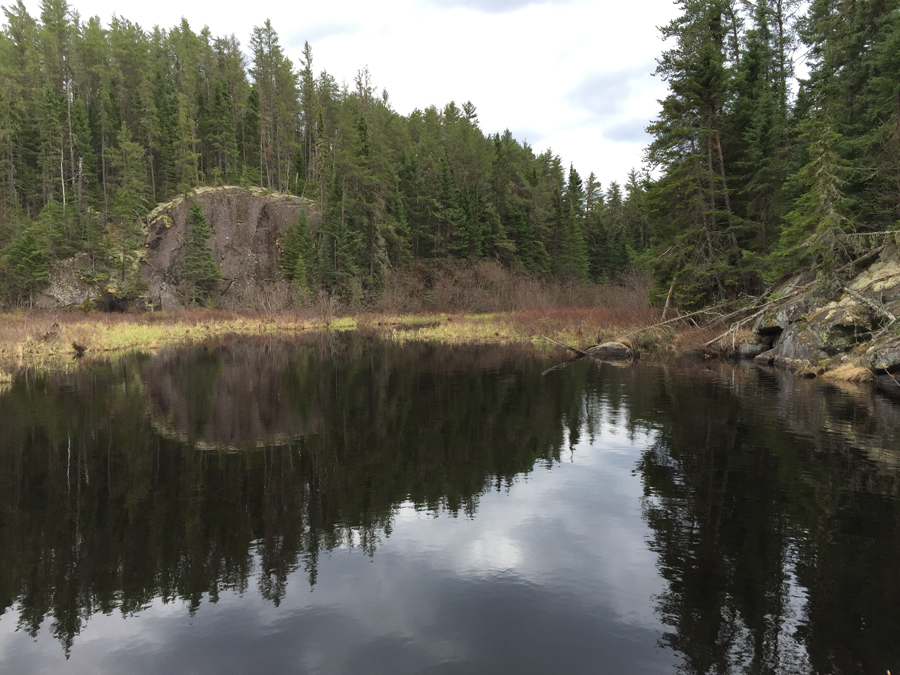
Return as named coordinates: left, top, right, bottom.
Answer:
left=821, top=364, right=874, bottom=384
left=0, top=267, right=663, bottom=370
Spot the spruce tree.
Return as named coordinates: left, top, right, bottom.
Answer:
left=555, top=166, right=589, bottom=280
left=108, top=122, right=147, bottom=289
left=1, top=220, right=49, bottom=306
left=280, top=207, right=316, bottom=291
left=182, top=202, right=220, bottom=305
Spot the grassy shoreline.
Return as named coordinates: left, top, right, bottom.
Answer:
left=0, top=304, right=664, bottom=374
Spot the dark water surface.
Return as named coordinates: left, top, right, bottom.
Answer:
left=1, top=333, right=899, bottom=675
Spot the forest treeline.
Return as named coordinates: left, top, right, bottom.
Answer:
left=1, top=0, right=898, bottom=310
left=0, top=0, right=647, bottom=307
left=644, top=0, right=900, bottom=307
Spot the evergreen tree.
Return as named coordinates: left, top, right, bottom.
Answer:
left=438, top=151, right=466, bottom=257
left=775, top=118, right=848, bottom=269
left=643, top=0, right=743, bottom=307
left=182, top=202, right=220, bottom=304
left=1, top=220, right=48, bottom=305
left=555, top=165, right=589, bottom=280
left=279, top=206, right=316, bottom=291
left=317, top=173, right=361, bottom=292
left=108, top=121, right=146, bottom=289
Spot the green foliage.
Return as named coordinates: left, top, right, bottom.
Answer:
left=775, top=119, right=848, bottom=270
left=108, top=122, right=147, bottom=290
left=182, top=203, right=220, bottom=305
left=638, top=0, right=900, bottom=308
left=1, top=220, right=48, bottom=304
left=0, top=6, right=659, bottom=307
left=280, top=207, right=317, bottom=291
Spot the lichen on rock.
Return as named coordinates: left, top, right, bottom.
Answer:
left=751, top=245, right=900, bottom=377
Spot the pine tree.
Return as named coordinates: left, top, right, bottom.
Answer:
left=439, top=151, right=467, bottom=257
left=643, top=0, right=742, bottom=307
left=317, top=173, right=361, bottom=292
left=173, top=92, right=198, bottom=193
left=775, top=118, right=848, bottom=269
left=182, top=202, right=220, bottom=304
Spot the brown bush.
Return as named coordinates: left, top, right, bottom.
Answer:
left=377, top=260, right=653, bottom=316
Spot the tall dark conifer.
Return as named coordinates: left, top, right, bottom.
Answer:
left=183, top=202, right=220, bottom=304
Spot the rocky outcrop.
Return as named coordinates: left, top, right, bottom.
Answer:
left=35, top=254, right=105, bottom=309
left=37, top=187, right=314, bottom=310
left=751, top=244, right=900, bottom=375
left=143, top=186, right=314, bottom=310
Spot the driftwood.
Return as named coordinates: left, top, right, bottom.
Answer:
left=703, top=284, right=813, bottom=348
left=540, top=337, right=633, bottom=362
left=622, top=300, right=736, bottom=340
left=843, top=285, right=896, bottom=325
left=883, top=364, right=900, bottom=388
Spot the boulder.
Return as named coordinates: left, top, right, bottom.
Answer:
left=584, top=341, right=633, bottom=361
left=769, top=321, right=823, bottom=363
left=863, top=336, right=900, bottom=372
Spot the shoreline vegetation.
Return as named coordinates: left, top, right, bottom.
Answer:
left=0, top=276, right=674, bottom=375
left=1, top=3, right=899, bottom=387
left=4, top=260, right=900, bottom=394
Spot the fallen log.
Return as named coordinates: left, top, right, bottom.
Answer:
left=622, top=300, right=736, bottom=340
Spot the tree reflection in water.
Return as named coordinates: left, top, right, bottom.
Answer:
left=0, top=333, right=585, bottom=653
left=636, top=364, right=900, bottom=675
left=0, top=337, right=898, bottom=674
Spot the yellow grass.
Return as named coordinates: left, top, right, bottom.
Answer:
left=820, top=364, right=875, bottom=384
left=0, top=304, right=658, bottom=373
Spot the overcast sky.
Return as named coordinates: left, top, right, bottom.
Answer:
left=21, top=0, right=681, bottom=188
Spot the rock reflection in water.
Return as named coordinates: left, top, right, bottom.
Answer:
left=0, top=333, right=579, bottom=655
left=0, top=339, right=898, bottom=675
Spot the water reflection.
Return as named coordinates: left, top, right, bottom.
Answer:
left=0, top=334, right=584, bottom=656
left=0, top=335, right=898, bottom=674
left=635, top=363, right=900, bottom=675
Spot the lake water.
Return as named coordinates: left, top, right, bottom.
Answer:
left=0, top=332, right=898, bottom=675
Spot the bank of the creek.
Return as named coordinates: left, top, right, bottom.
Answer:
left=0, top=332, right=897, bottom=675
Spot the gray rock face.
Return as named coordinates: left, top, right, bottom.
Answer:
left=36, top=187, right=314, bottom=310
left=36, top=254, right=104, bottom=308
left=864, top=338, right=900, bottom=372
left=753, top=246, right=900, bottom=368
left=584, top=342, right=633, bottom=361
left=142, top=186, right=313, bottom=309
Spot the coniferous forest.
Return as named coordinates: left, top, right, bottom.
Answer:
left=0, top=0, right=898, bottom=309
